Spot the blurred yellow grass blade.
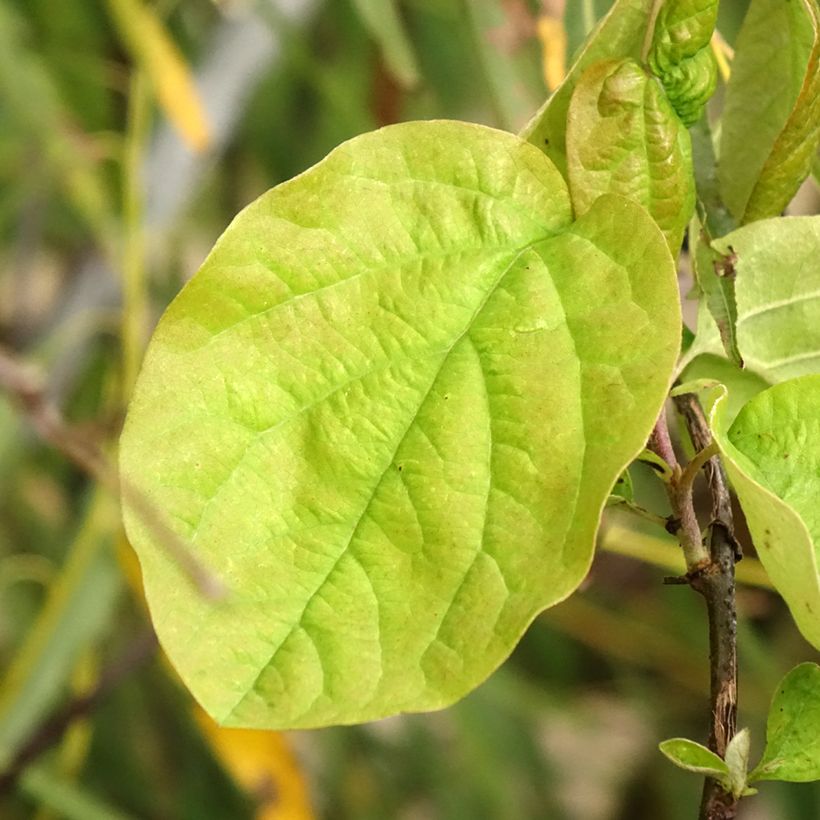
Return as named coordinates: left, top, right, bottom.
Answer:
left=195, top=710, right=315, bottom=820
left=118, top=538, right=314, bottom=820
left=536, top=14, right=567, bottom=92
left=105, top=0, right=212, bottom=152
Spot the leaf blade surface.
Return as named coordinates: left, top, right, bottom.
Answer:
left=120, top=121, right=680, bottom=729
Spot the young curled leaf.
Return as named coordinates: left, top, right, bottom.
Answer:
left=566, top=58, right=695, bottom=250
left=724, top=728, right=752, bottom=799
left=648, top=0, right=719, bottom=126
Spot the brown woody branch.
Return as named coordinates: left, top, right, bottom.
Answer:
left=673, top=393, right=741, bottom=820
left=649, top=395, right=740, bottom=820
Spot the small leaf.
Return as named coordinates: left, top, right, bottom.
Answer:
left=750, top=663, right=820, bottom=783
left=725, top=728, right=751, bottom=798
left=710, top=378, right=820, bottom=650
left=351, top=0, right=420, bottom=89
left=120, top=121, right=681, bottom=729
left=659, top=738, right=731, bottom=784
left=521, top=0, right=655, bottom=177
left=608, top=469, right=635, bottom=504
left=565, top=58, right=695, bottom=251
left=718, top=0, right=820, bottom=223
left=691, top=225, right=742, bottom=366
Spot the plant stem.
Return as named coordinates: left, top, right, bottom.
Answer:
left=673, top=393, right=740, bottom=820
left=648, top=408, right=710, bottom=571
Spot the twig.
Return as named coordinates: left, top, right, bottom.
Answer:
left=673, top=393, right=740, bottom=820
left=648, top=408, right=710, bottom=570
left=0, top=630, right=158, bottom=795
left=0, top=344, right=227, bottom=600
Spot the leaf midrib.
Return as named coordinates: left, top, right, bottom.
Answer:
left=218, top=236, right=555, bottom=724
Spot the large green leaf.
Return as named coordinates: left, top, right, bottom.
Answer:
left=521, top=0, right=654, bottom=177
left=718, top=0, right=820, bottom=223
left=710, top=377, right=820, bottom=651
left=119, top=121, right=680, bottom=729
left=751, top=663, right=820, bottom=783
left=565, top=58, right=695, bottom=250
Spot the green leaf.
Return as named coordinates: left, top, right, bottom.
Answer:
left=751, top=663, right=820, bottom=783
left=659, top=737, right=731, bottom=783
left=351, top=0, right=420, bottom=89
left=120, top=121, right=681, bottom=730
left=691, top=224, right=742, bottom=366
left=521, top=0, right=654, bottom=177
left=710, top=377, right=820, bottom=650
left=717, top=216, right=820, bottom=382
left=718, top=0, right=820, bottom=223
left=648, top=0, right=718, bottom=127
left=565, top=58, right=695, bottom=251
left=724, top=727, right=751, bottom=798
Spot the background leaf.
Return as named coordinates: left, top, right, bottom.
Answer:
left=120, top=121, right=680, bottom=730
left=718, top=0, right=820, bottom=223
left=464, top=0, right=547, bottom=132
left=751, top=663, right=820, bottom=783
left=0, top=491, right=120, bottom=769
left=351, top=0, right=420, bottom=88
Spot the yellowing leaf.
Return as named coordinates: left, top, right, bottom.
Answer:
left=106, top=0, right=211, bottom=153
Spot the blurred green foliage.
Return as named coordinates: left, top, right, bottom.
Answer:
left=0, top=0, right=818, bottom=818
